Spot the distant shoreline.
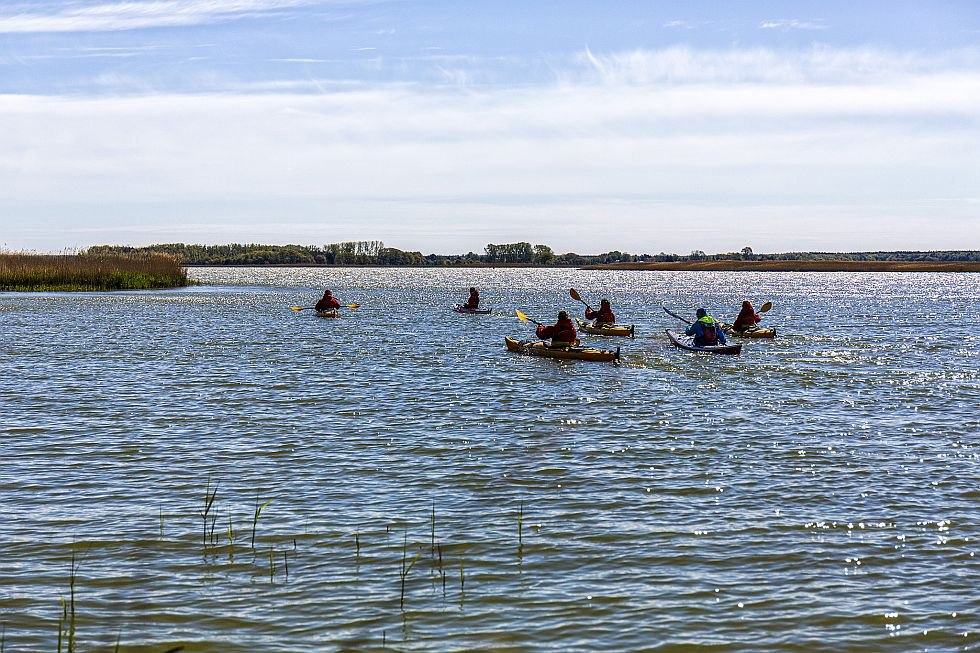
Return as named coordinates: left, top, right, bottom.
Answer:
left=582, top=261, right=980, bottom=273
left=183, top=261, right=980, bottom=272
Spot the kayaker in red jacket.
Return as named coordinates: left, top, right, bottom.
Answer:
left=536, top=310, right=577, bottom=347
left=315, top=289, right=341, bottom=311
left=585, top=298, right=616, bottom=325
left=464, top=287, right=480, bottom=309
left=732, top=300, right=761, bottom=332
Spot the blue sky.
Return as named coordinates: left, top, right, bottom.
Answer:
left=1, top=1, right=978, bottom=254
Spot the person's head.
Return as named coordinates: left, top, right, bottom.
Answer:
left=470, top=287, right=477, bottom=293
left=558, top=310, right=569, bottom=321
left=695, top=308, right=707, bottom=319
left=742, top=300, right=753, bottom=310
left=323, top=289, right=332, bottom=297
left=600, top=298, right=610, bottom=308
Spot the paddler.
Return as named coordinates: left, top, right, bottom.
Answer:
left=731, top=300, right=762, bottom=332
left=464, top=287, right=480, bottom=310
left=536, top=310, right=577, bottom=348
left=315, top=289, right=341, bottom=312
left=585, top=298, right=616, bottom=326
left=685, top=308, right=727, bottom=346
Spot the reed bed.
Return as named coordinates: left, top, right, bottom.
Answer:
left=0, top=251, right=188, bottom=291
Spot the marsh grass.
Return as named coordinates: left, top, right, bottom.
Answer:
left=227, top=514, right=236, bottom=562
left=200, top=476, right=218, bottom=552
left=0, top=251, right=188, bottom=291
left=517, top=501, right=524, bottom=550
left=23, top=493, right=513, bottom=648
left=251, top=496, right=273, bottom=550
left=57, top=548, right=78, bottom=653
left=399, top=534, right=423, bottom=609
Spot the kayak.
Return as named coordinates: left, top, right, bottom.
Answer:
left=575, top=318, right=635, bottom=337
left=723, top=324, right=776, bottom=338
left=316, top=310, right=340, bottom=318
left=665, top=330, right=742, bottom=355
left=504, top=337, right=619, bottom=363
left=454, top=304, right=492, bottom=315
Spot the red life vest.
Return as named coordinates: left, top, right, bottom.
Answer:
left=537, top=318, right=577, bottom=344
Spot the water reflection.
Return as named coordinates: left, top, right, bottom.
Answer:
left=0, top=269, right=977, bottom=651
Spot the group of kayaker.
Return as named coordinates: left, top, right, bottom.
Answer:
left=308, top=286, right=766, bottom=351
left=518, top=291, right=766, bottom=349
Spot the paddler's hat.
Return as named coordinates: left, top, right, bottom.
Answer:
left=558, top=310, right=568, bottom=320
left=695, top=308, right=707, bottom=318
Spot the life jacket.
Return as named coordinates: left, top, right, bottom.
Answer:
left=587, top=304, right=615, bottom=325
left=316, top=294, right=341, bottom=311
left=537, top=318, right=577, bottom=346
left=696, top=316, right=719, bottom=345
left=733, top=308, right=759, bottom=331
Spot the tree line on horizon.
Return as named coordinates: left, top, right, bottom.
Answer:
left=86, top=243, right=980, bottom=266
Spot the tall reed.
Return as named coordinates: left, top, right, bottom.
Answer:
left=200, top=476, right=218, bottom=552
left=57, top=548, right=78, bottom=653
left=399, top=534, right=422, bottom=609
left=0, top=251, right=188, bottom=291
left=251, top=496, right=272, bottom=550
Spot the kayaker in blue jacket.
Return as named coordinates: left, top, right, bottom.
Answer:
left=685, top=308, right=727, bottom=346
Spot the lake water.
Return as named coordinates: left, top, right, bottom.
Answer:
left=1, top=267, right=977, bottom=652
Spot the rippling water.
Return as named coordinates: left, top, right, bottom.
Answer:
left=1, top=268, right=977, bottom=651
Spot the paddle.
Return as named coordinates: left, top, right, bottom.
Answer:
left=291, top=303, right=360, bottom=311
left=569, top=288, right=591, bottom=311
left=760, top=301, right=772, bottom=313
left=515, top=309, right=543, bottom=327
left=662, top=305, right=692, bottom=325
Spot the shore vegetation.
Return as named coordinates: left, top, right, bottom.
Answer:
left=0, top=251, right=188, bottom=291
left=90, top=242, right=980, bottom=270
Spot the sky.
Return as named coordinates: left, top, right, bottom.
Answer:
left=1, top=0, right=978, bottom=255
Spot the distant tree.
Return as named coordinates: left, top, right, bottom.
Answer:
left=533, top=244, right=555, bottom=265
left=741, top=246, right=754, bottom=260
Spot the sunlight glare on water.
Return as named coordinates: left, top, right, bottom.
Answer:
left=0, top=268, right=978, bottom=651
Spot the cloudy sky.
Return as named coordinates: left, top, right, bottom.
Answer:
left=1, top=0, right=978, bottom=255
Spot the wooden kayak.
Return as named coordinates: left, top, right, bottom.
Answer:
left=454, top=304, right=492, bottom=315
left=665, top=330, right=742, bottom=355
left=504, top=337, right=619, bottom=363
left=316, top=310, right=340, bottom=318
left=575, top=318, right=635, bottom=337
left=723, top=324, right=776, bottom=338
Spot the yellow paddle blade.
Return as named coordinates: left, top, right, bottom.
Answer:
left=347, top=303, right=360, bottom=309
left=290, top=306, right=304, bottom=311
left=515, top=309, right=530, bottom=322
left=759, top=301, right=773, bottom=312
left=569, top=288, right=582, bottom=302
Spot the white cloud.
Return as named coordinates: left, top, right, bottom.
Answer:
left=0, top=0, right=347, bottom=33
left=759, top=19, right=827, bottom=31
left=573, top=46, right=980, bottom=85
left=1, top=46, right=978, bottom=252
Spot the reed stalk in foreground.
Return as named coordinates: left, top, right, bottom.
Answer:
left=0, top=251, right=188, bottom=291
left=200, top=476, right=218, bottom=552
left=57, top=548, right=78, bottom=653
left=399, top=534, right=422, bottom=609
left=251, top=496, right=272, bottom=550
